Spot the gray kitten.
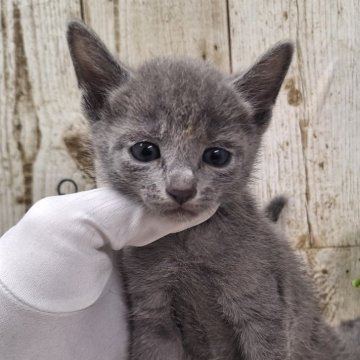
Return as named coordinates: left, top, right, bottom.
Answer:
left=67, top=21, right=360, bottom=360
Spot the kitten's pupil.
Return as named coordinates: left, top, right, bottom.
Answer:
left=130, top=142, right=160, bottom=162
left=203, top=148, right=231, bottom=167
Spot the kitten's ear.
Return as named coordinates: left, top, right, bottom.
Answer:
left=67, top=20, right=130, bottom=121
left=233, top=42, right=293, bottom=131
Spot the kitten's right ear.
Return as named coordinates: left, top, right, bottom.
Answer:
left=67, top=20, right=130, bottom=121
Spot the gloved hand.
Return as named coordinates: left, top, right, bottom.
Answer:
left=0, top=187, right=217, bottom=313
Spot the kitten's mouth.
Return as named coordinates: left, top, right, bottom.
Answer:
left=145, top=199, right=213, bottom=221
left=162, top=207, right=197, bottom=218
left=147, top=202, right=203, bottom=220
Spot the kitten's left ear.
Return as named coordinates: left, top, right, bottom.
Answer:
left=233, top=42, right=294, bottom=132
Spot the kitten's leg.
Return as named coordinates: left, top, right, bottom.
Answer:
left=130, top=307, right=184, bottom=360
left=218, top=288, right=288, bottom=359
left=122, top=252, right=184, bottom=360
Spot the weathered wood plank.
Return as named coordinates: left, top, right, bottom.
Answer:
left=229, top=0, right=360, bottom=248
left=0, top=1, right=26, bottom=233
left=229, top=0, right=309, bottom=247
left=292, top=1, right=360, bottom=248
left=300, top=247, right=360, bottom=324
left=83, top=0, right=230, bottom=71
left=0, top=0, right=94, bottom=235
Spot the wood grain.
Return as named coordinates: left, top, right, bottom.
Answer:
left=82, top=0, right=230, bottom=71
left=0, top=0, right=94, bottom=234
left=1, top=1, right=26, bottom=232
left=229, top=0, right=309, bottom=247
left=229, top=0, right=360, bottom=249
left=292, top=0, right=360, bottom=248
left=300, top=247, right=360, bottom=324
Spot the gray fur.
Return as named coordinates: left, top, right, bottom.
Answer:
left=67, top=20, right=360, bottom=360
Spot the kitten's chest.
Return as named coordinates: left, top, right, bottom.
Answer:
left=124, top=226, right=241, bottom=359
left=168, top=234, right=239, bottom=359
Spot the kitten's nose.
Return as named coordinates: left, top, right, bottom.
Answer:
left=166, top=186, right=197, bottom=205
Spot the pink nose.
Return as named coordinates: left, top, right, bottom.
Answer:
left=166, top=187, right=197, bottom=205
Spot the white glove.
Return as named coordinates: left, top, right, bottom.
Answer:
left=0, top=187, right=217, bottom=313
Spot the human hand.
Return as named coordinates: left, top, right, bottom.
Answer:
left=0, top=188, right=216, bottom=312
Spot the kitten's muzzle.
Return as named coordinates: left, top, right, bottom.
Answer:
left=166, top=186, right=197, bottom=205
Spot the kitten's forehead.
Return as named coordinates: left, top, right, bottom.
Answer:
left=110, top=58, right=253, bottom=142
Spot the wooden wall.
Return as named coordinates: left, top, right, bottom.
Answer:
left=0, top=0, right=359, bottom=323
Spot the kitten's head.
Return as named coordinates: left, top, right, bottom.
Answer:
left=67, top=21, right=293, bottom=220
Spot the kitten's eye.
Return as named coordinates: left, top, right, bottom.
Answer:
left=202, top=147, right=231, bottom=167
left=130, top=142, right=160, bottom=162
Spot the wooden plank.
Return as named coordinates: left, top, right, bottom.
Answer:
left=0, top=1, right=26, bottom=233
left=229, top=0, right=360, bottom=248
left=299, top=247, right=360, bottom=324
left=82, top=0, right=230, bottom=71
left=291, top=1, right=360, bottom=248
left=228, top=0, right=309, bottom=247
left=0, top=0, right=95, bottom=235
